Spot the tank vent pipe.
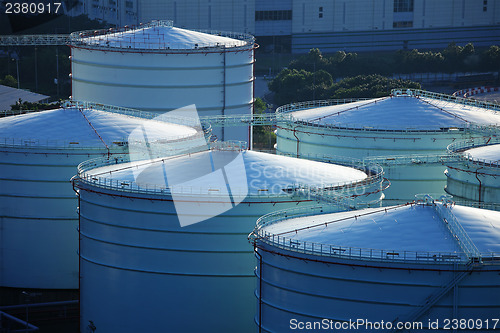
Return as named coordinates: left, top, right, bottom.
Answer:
left=475, top=167, right=483, bottom=204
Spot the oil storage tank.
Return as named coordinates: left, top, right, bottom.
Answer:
left=445, top=137, right=500, bottom=208
left=72, top=143, right=386, bottom=333
left=70, top=20, right=255, bottom=143
left=0, top=102, right=204, bottom=289
left=275, top=89, right=500, bottom=204
left=250, top=197, right=500, bottom=332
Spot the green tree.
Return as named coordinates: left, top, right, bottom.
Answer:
left=329, top=74, right=421, bottom=99
left=11, top=100, right=59, bottom=111
left=482, top=45, right=500, bottom=71
left=288, top=48, right=331, bottom=72
left=252, top=97, right=276, bottom=150
left=269, top=68, right=334, bottom=106
left=1, top=75, right=17, bottom=88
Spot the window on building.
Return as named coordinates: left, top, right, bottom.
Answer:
left=318, top=6, right=323, bottom=18
left=125, top=1, right=133, bottom=8
left=394, top=0, right=414, bottom=12
left=393, top=21, right=413, bottom=28
left=319, top=13, right=323, bottom=18
left=483, top=0, right=488, bottom=11
left=255, top=10, right=292, bottom=21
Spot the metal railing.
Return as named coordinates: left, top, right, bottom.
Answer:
left=0, top=20, right=255, bottom=51
left=199, top=113, right=278, bottom=127
left=447, top=137, right=500, bottom=170
left=0, top=136, right=127, bottom=150
left=0, top=34, right=70, bottom=46
left=434, top=201, right=481, bottom=260
left=276, top=98, right=370, bottom=114
left=70, top=20, right=255, bottom=52
left=365, top=153, right=458, bottom=166
left=64, top=100, right=206, bottom=129
left=250, top=199, right=500, bottom=264
left=75, top=143, right=386, bottom=203
left=274, top=89, right=500, bottom=133
left=0, top=103, right=209, bottom=150
left=393, top=88, right=500, bottom=112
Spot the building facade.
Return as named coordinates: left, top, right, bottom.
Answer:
left=69, top=0, right=500, bottom=52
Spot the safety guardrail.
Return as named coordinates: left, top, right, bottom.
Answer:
left=393, top=88, right=500, bottom=112
left=276, top=98, right=370, bottom=114
left=447, top=137, right=500, bottom=170
left=70, top=20, right=255, bottom=52
left=0, top=34, right=70, bottom=46
left=434, top=201, right=481, bottom=260
left=250, top=200, right=499, bottom=264
left=75, top=142, right=386, bottom=204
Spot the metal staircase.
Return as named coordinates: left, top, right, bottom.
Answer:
left=389, top=261, right=474, bottom=332
left=389, top=200, right=480, bottom=332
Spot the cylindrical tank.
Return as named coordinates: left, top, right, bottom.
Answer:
left=275, top=89, right=500, bottom=204
left=72, top=144, right=386, bottom=333
left=250, top=198, right=500, bottom=332
left=445, top=137, right=500, bottom=208
left=70, top=20, right=255, bottom=143
left=0, top=104, right=203, bottom=289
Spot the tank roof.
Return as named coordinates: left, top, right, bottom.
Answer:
left=465, top=144, right=500, bottom=166
left=82, top=150, right=368, bottom=196
left=286, top=95, right=500, bottom=131
left=74, top=20, right=251, bottom=51
left=0, top=107, right=200, bottom=148
left=260, top=202, right=500, bottom=258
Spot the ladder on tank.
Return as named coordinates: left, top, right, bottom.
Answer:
left=389, top=261, right=475, bottom=333
left=389, top=198, right=481, bottom=332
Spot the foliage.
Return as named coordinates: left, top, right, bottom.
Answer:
left=395, top=49, right=444, bottom=73
left=10, top=99, right=60, bottom=111
left=269, top=69, right=421, bottom=105
left=254, top=97, right=267, bottom=113
left=268, top=42, right=497, bottom=106
left=268, top=68, right=333, bottom=106
left=252, top=97, right=276, bottom=149
left=283, top=43, right=499, bottom=79
left=1, top=75, right=18, bottom=88
left=329, top=75, right=421, bottom=99
left=482, top=45, right=500, bottom=70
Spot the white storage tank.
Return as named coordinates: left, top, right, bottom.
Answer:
left=70, top=20, right=255, bottom=143
left=445, top=137, right=500, bottom=208
left=251, top=197, right=500, bottom=332
left=73, top=144, right=386, bottom=333
left=0, top=104, right=203, bottom=289
left=276, top=89, right=500, bottom=204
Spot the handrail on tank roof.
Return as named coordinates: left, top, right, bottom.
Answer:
left=392, top=88, right=500, bottom=112
left=250, top=200, right=499, bottom=265
left=447, top=137, right=500, bottom=170
left=276, top=98, right=370, bottom=114
left=365, top=152, right=458, bottom=166
left=275, top=89, right=500, bottom=121
left=74, top=144, right=385, bottom=203
left=433, top=199, right=481, bottom=261
left=76, top=141, right=245, bottom=174
left=64, top=100, right=207, bottom=130
left=69, top=21, right=255, bottom=53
